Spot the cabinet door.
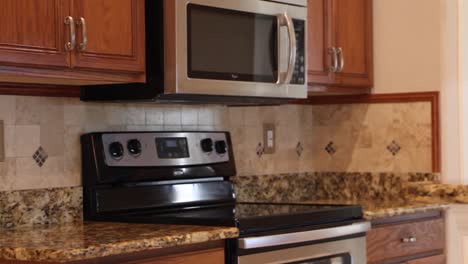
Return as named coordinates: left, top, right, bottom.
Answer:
left=307, top=0, right=335, bottom=85
left=0, top=0, right=71, bottom=68
left=406, top=254, right=445, bottom=264
left=332, top=0, right=373, bottom=87
left=71, top=0, right=146, bottom=75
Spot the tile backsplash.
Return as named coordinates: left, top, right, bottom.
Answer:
left=0, top=95, right=432, bottom=191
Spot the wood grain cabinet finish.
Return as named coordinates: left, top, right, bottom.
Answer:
left=367, top=218, right=445, bottom=264
left=0, top=0, right=71, bottom=68
left=0, top=0, right=146, bottom=87
left=124, top=248, right=225, bottom=264
left=307, top=0, right=373, bottom=93
left=71, top=0, right=145, bottom=73
left=405, top=254, right=445, bottom=264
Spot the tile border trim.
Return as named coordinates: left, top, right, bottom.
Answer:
left=292, top=92, right=441, bottom=172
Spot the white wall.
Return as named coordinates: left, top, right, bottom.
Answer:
left=374, top=0, right=463, bottom=184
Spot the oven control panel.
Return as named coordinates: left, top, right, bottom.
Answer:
left=101, top=132, right=230, bottom=167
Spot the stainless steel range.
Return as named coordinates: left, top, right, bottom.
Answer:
left=82, top=131, right=370, bottom=264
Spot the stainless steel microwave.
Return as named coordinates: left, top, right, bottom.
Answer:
left=81, top=0, right=308, bottom=105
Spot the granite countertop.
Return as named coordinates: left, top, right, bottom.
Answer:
left=299, top=200, right=449, bottom=220
left=0, top=222, right=239, bottom=263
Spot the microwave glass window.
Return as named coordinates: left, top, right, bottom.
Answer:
left=188, top=4, right=277, bottom=83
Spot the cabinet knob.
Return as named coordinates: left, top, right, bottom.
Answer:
left=329, top=47, right=338, bottom=73
left=76, top=17, right=88, bottom=52
left=337, top=47, right=345, bottom=72
left=64, top=16, right=76, bottom=51
left=402, top=236, right=417, bottom=243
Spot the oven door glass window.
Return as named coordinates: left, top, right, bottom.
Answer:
left=187, top=4, right=278, bottom=83
left=287, top=253, right=352, bottom=264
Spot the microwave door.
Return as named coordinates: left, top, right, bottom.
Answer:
left=170, top=0, right=308, bottom=99
left=277, top=13, right=297, bottom=85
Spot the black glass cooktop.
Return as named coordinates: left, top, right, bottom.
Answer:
left=107, top=203, right=363, bottom=235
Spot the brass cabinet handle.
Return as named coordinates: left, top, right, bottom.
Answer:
left=76, top=17, right=88, bottom=52
left=402, top=236, right=417, bottom=243
left=329, top=47, right=338, bottom=72
left=64, top=16, right=76, bottom=51
left=337, top=47, right=345, bottom=72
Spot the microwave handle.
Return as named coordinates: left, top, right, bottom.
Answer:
left=276, top=13, right=297, bottom=84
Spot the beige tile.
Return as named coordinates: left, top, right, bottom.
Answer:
left=198, top=106, right=215, bottom=126
left=41, top=157, right=66, bottom=188
left=13, top=157, right=42, bottom=190
left=394, top=102, right=431, bottom=125
left=145, top=106, right=164, bottom=125
left=393, top=147, right=432, bottom=172
left=213, top=106, right=228, bottom=127
left=64, top=126, right=84, bottom=185
left=16, top=96, right=43, bottom=125
left=163, top=125, right=182, bottom=131
left=15, top=125, right=40, bottom=157
left=181, top=106, right=199, bottom=125
left=393, top=122, right=432, bottom=148
left=105, top=104, right=145, bottom=125
left=347, top=148, right=394, bottom=172
left=40, top=125, right=65, bottom=157
left=0, top=95, right=16, bottom=125
left=311, top=104, right=352, bottom=126
left=0, top=158, right=16, bottom=191
left=243, top=107, right=260, bottom=126
left=228, top=107, right=244, bottom=127
left=362, top=103, right=393, bottom=127
left=258, top=106, right=278, bottom=124
left=4, top=125, right=16, bottom=158
left=126, top=125, right=163, bottom=131
left=163, top=106, right=182, bottom=126
left=40, top=100, right=65, bottom=156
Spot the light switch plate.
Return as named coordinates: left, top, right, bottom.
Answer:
left=0, top=120, right=4, bottom=162
left=263, top=123, right=275, bottom=154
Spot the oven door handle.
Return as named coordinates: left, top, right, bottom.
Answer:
left=276, top=12, right=297, bottom=85
left=238, top=221, right=371, bottom=250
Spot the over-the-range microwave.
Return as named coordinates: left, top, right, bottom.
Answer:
left=81, top=0, right=308, bottom=105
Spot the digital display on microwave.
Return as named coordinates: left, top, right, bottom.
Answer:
left=155, top=138, right=189, bottom=159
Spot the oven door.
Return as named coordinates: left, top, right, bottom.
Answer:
left=237, top=222, right=370, bottom=264
left=165, top=0, right=307, bottom=99
left=238, top=236, right=366, bottom=264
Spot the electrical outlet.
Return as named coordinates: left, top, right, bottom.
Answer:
left=263, top=123, right=275, bottom=154
left=0, top=120, right=4, bottom=162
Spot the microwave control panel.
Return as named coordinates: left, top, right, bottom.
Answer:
left=291, top=19, right=306, bottom=85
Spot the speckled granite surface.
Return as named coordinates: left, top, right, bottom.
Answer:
left=409, top=183, right=468, bottom=203
left=232, top=172, right=447, bottom=220
left=231, top=172, right=440, bottom=204
left=0, top=187, right=82, bottom=229
left=0, top=222, right=239, bottom=263
left=298, top=200, right=448, bottom=220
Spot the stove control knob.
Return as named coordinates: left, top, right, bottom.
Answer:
left=215, top=140, right=227, bottom=154
left=200, top=138, right=214, bottom=152
left=127, top=139, right=142, bottom=156
left=109, top=142, right=124, bottom=160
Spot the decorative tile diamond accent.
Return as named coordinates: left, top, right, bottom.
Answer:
left=325, top=141, right=337, bottom=155
left=387, top=140, right=401, bottom=156
left=32, top=146, right=48, bottom=167
left=256, top=143, right=265, bottom=158
left=296, top=142, right=304, bottom=157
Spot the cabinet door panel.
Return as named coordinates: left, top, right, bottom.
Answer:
left=406, top=254, right=445, bottom=264
left=71, top=0, right=146, bottom=74
left=332, top=0, right=373, bottom=86
left=307, top=0, right=334, bottom=85
left=0, top=0, right=70, bottom=68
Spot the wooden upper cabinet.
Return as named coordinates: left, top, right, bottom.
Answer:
left=307, top=0, right=373, bottom=93
left=0, top=0, right=71, bottom=68
left=0, top=0, right=146, bottom=87
left=71, top=0, right=146, bottom=73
